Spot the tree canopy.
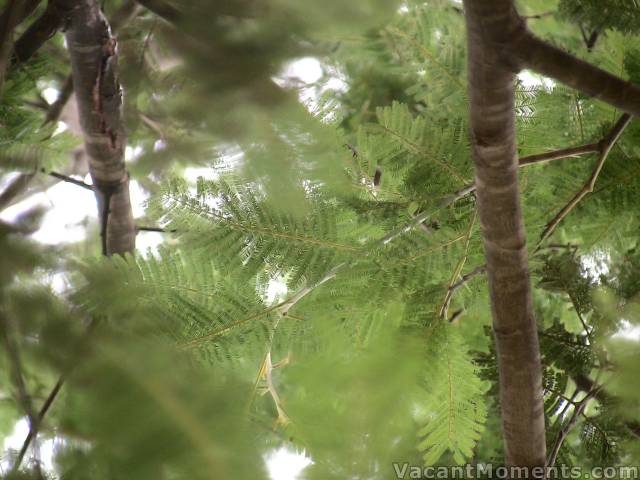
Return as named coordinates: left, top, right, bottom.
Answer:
left=1, top=0, right=640, bottom=478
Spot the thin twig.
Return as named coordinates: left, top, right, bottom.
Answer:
left=522, top=11, right=554, bottom=20
left=536, top=243, right=579, bottom=254
left=0, top=168, right=91, bottom=215
left=547, top=386, right=599, bottom=467
left=138, top=18, right=156, bottom=69
left=136, top=225, right=177, bottom=233
left=579, top=25, right=590, bottom=48
left=439, top=208, right=477, bottom=318
left=1, top=311, right=42, bottom=475
left=14, top=377, right=64, bottom=470
left=13, top=315, right=100, bottom=471
left=438, top=141, right=601, bottom=210
left=537, top=114, right=632, bottom=249
left=547, top=388, right=580, bottom=413
left=441, top=264, right=487, bottom=320
left=449, top=264, right=487, bottom=294
left=45, top=169, right=93, bottom=191
left=568, top=291, right=592, bottom=342
left=586, top=29, right=599, bottom=52
left=518, top=143, right=600, bottom=167
left=448, top=309, right=464, bottom=323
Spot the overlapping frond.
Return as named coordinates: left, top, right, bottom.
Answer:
left=416, top=323, right=487, bottom=465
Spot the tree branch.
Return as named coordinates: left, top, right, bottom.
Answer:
left=0, top=312, right=40, bottom=467
left=12, top=0, right=73, bottom=66
left=578, top=25, right=599, bottom=52
left=45, top=169, right=93, bottom=190
left=439, top=140, right=602, bottom=210
left=513, top=30, right=640, bottom=117
left=135, top=0, right=181, bottom=24
left=573, top=373, right=640, bottom=438
left=439, top=209, right=477, bottom=319
left=136, top=225, right=176, bottom=233
left=522, top=11, right=554, bottom=20
left=0, top=160, right=91, bottom=215
left=2, top=314, right=44, bottom=477
left=0, top=0, right=24, bottom=94
left=537, top=114, right=632, bottom=247
left=547, top=387, right=598, bottom=467
left=441, top=265, right=487, bottom=320
left=518, top=143, right=600, bottom=167
left=13, top=314, right=100, bottom=471
left=14, top=377, right=64, bottom=470
left=0, top=0, right=40, bottom=29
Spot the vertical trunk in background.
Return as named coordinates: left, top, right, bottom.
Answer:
left=463, top=0, right=546, bottom=468
left=64, top=0, right=135, bottom=255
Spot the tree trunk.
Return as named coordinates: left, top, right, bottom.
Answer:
left=64, top=0, right=135, bottom=255
left=462, top=0, right=546, bottom=468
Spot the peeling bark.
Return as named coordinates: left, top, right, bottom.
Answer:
left=462, top=0, right=546, bottom=468
left=64, top=0, right=135, bottom=255
left=43, top=1, right=141, bottom=125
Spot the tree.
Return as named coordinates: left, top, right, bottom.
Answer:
left=1, top=0, right=640, bottom=478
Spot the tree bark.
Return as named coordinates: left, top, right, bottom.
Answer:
left=463, top=0, right=546, bottom=469
left=64, top=0, right=135, bottom=255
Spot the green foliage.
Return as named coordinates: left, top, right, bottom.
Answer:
left=281, top=328, right=424, bottom=479
left=147, top=177, right=352, bottom=286
left=4, top=0, right=640, bottom=477
left=558, top=0, right=640, bottom=34
left=416, top=323, right=487, bottom=465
